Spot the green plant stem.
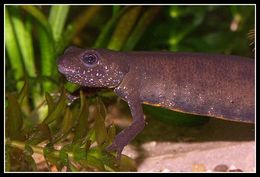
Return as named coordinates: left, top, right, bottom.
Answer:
left=21, top=5, right=52, bottom=35
left=5, top=7, right=24, bottom=89
left=48, top=5, right=70, bottom=43
left=107, top=6, right=142, bottom=51
left=57, top=6, right=102, bottom=55
left=6, top=140, right=73, bottom=158
left=123, top=6, right=161, bottom=51
left=8, top=140, right=44, bottom=155
left=93, top=6, right=130, bottom=48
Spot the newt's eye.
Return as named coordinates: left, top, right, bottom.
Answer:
left=81, top=53, right=98, bottom=67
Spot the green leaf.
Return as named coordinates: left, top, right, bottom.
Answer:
left=5, top=7, right=24, bottom=83
left=59, top=148, right=69, bottom=167
left=6, top=93, right=23, bottom=139
left=85, top=127, right=96, bottom=143
left=48, top=5, right=70, bottom=43
left=66, top=6, right=102, bottom=40
left=94, top=112, right=107, bottom=146
left=9, top=6, right=36, bottom=77
left=52, top=107, right=74, bottom=142
left=73, top=90, right=89, bottom=142
left=57, top=6, right=102, bottom=55
left=83, top=147, right=119, bottom=171
left=90, top=97, right=108, bottom=146
left=43, top=143, right=63, bottom=171
left=43, top=88, right=67, bottom=124
left=83, top=147, right=105, bottom=171
left=45, top=92, right=55, bottom=114
left=18, top=79, right=28, bottom=104
left=68, top=162, right=80, bottom=172
left=80, top=156, right=104, bottom=171
left=104, top=164, right=116, bottom=172
left=72, top=143, right=87, bottom=162
left=169, top=6, right=181, bottom=18
left=64, top=82, right=80, bottom=93
left=100, top=152, right=118, bottom=171
left=95, top=97, right=107, bottom=120
left=107, top=6, right=142, bottom=50
left=21, top=5, right=52, bottom=35
left=23, top=144, right=37, bottom=171
left=119, top=155, right=137, bottom=171
left=93, top=6, right=130, bottom=48
left=112, top=6, right=121, bottom=16
left=24, top=143, right=34, bottom=156
left=123, top=6, right=161, bottom=51
left=103, top=124, right=116, bottom=148
left=37, top=23, right=56, bottom=91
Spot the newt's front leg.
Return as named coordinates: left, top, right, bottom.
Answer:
left=106, top=85, right=145, bottom=158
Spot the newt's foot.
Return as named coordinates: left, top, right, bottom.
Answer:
left=106, top=141, right=124, bottom=160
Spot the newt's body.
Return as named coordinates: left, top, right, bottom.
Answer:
left=58, top=46, right=255, bottom=156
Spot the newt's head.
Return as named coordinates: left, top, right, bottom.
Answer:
left=58, top=46, right=129, bottom=88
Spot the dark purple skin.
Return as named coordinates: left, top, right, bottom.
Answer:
left=58, top=46, right=255, bottom=157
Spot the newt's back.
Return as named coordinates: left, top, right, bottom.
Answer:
left=125, top=52, right=255, bottom=123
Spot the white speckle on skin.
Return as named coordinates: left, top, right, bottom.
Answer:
left=199, top=95, right=202, bottom=100
left=207, top=107, right=215, bottom=115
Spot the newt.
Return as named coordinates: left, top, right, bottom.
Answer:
left=57, top=46, right=255, bottom=157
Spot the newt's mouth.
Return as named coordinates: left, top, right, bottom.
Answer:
left=58, top=64, right=77, bottom=76
left=58, top=63, right=87, bottom=86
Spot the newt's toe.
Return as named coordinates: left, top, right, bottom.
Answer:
left=106, top=143, right=123, bottom=160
